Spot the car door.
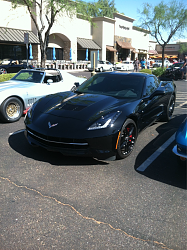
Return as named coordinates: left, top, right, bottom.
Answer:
left=139, top=76, right=165, bottom=128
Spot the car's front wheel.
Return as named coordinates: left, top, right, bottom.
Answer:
left=99, top=67, right=103, bottom=72
left=116, top=119, right=137, bottom=159
left=0, top=97, right=23, bottom=122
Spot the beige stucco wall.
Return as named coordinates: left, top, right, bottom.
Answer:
left=1, top=0, right=31, bottom=30
left=131, top=29, right=149, bottom=53
left=92, top=17, right=115, bottom=61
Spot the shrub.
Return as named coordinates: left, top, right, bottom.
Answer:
left=0, top=73, right=16, bottom=82
left=139, top=69, right=152, bottom=74
left=152, top=67, right=166, bottom=77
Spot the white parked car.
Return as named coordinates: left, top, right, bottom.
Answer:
left=87, top=60, right=114, bottom=72
left=153, top=60, right=172, bottom=68
left=115, top=61, right=134, bottom=71
left=0, top=68, right=85, bottom=123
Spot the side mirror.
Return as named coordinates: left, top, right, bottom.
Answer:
left=47, top=79, right=53, bottom=85
left=74, top=82, right=80, bottom=88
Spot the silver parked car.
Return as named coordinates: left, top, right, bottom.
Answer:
left=0, top=68, right=85, bottom=122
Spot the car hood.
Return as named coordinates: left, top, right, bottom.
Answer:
left=33, top=91, right=131, bottom=122
left=0, top=80, right=35, bottom=92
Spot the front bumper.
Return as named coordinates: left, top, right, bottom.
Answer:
left=24, top=127, right=118, bottom=160
left=172, top=145, right=187, bottom=159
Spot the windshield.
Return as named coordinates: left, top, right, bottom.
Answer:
left=76, top=73, right=145, bottom=100
left=11, top=70, right=44, bottom=83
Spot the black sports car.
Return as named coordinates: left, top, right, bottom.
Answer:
left=0, top=60, right=34, bottom=73
left=24, top=72, right=176, bottom=160
left=160, top=62, right=185, bottom=80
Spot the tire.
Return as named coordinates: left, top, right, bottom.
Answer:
left=110, top=67, right=114, bottom=71
left=116, top=119, right=137, bottom=159
left=160, top=95, right=175, bottom=122
left=1, top=68, right=7, bottom=74
left=0, top=97, right=23, bottom=122
left=99, top=67, right=103, bottom=72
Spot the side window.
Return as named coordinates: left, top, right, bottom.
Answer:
left=146, top=77, right=157, bottom=96
left=153, top=76, right=160, bottom=88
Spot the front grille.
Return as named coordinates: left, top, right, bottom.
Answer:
left=26, top=127, right=89, bottom=149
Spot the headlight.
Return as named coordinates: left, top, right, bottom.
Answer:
left=88, top=111, right=121, bottom=130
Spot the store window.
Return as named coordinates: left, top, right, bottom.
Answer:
left=0, top=44, right=27, bottom=60
left=47, top=48, right=63, bottom=60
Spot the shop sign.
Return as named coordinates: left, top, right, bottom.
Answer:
left=119, top=25, right=130, bottom=30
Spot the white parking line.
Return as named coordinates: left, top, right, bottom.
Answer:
left=9, top=129, right=25, bottom=136
left=137, top=133, right=176, bottom=172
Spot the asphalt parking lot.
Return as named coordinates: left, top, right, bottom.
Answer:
left=0, top=76, right=186, bottom=250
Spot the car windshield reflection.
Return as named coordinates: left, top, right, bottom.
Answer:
left=77, top=73, right=145, bottom=100
left=11, top=70, right=44, bottom=83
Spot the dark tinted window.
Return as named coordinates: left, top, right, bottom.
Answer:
left=146, top=76, right=158, bottom=96
left=77, top=74, right=145, bottom=100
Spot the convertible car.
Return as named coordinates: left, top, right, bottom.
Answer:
left=160, top=62, right=184, bottom=80
left=0, top=69, right=85, bottom=122
left=0, top=59, right=35, bottom=73
left=24, top=72, right=176, bottom=161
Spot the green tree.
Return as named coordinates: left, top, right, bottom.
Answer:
left=178, top=42, right=187, bottom=56
left=11, top=0, right=95, bottom=67
left=77, top=0, right=118, bottom=18
left=138, top=0, right=187, bottom=68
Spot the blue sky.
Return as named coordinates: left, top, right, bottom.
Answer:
left=84, top=0, right=187, bottom=43
left=114, top=0, right=187, bottom=42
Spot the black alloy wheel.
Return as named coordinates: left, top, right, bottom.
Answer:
left=160, top=95, right=175, bottom=122
left=0, top=97, right=23, bottom=122
left=116, top=119, right=137, bottom=159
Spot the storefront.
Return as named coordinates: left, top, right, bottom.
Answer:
left=0, top=0, right=151, bottom=64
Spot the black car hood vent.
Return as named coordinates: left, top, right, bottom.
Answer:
left=59, top=103, right=87, bottom=111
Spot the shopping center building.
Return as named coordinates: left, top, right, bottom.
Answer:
left=0, top=0, right=165, bottom=65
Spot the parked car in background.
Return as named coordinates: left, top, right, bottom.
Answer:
left=172, top=118, right=187, bottom=167
left=0, top=68, right=85, bottom=123
left=160, top=62, right=185, bottom=80
left=0, top=59, right=35, bottom=73
left=115, top=61, right=134, bottom=71
left=87, top=60, right=114, bottom=72
left=153, top=60, right=172, bottom=68
left=24, top=72, right=176, bottom=161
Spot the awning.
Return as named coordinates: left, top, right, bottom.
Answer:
left=77, top=38, right=101, bottom=50
left=117, top=41, right=134, bottom=49
left=148, top=50, right=158, bottom=55
left=106, top=46, right=117, bottom=52
left=0, top=27, right=39, bottom=44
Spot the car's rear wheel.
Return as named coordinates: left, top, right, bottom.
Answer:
left=99, top=67, right=103, bottom=72
left=0, top=97, right=23, bottom=122
left=1, top=68, right=7, bottom=74
left=160, top=95, right=175, bottom=122
left=116, top=119, right=137, bottom=159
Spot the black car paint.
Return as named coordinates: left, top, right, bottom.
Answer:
left=24, top=72, right=176, bottom=160
left=0, top=62, right=34, bottom=73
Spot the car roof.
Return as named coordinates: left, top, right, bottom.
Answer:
left=96, top=71, right=151, bottom=78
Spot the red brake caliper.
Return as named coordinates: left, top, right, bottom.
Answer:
left=127, top=127, right=132, bottom=142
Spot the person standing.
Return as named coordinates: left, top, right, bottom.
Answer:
left=147, top=58, right=150, bottom=69
left=181, top=55, right=187, bottom=81
left=133, top=58, right=139, bottom=72
left=140, top=58, right=146, bottom=69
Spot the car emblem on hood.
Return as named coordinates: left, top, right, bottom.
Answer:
left=48, top=121, right=58, bottom=128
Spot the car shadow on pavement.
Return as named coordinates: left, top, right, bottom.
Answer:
left=134, top=114, right=186, bottom=189
left=8, top=130, right=108, bottom=166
